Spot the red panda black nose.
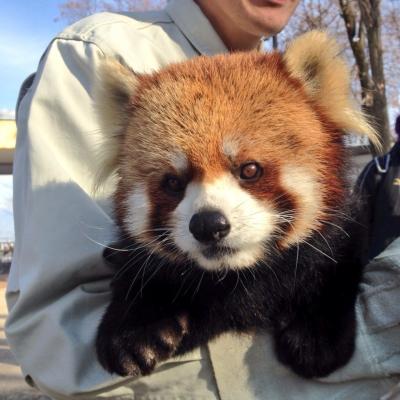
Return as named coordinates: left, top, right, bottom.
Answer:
left=189, top=210, right=231, bottom=243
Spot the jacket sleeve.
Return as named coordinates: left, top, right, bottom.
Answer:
left=5, top=37, right=132, bottom=398
left=353, top=159, right=381, bottom=263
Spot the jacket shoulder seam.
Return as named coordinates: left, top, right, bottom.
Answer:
left=57, top=12, right=173, bottom=42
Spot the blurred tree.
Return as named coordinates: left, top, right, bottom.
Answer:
left=340, top=0, right=391, bottom=153
left=383, top=0, right=400, bottom=110
left=55, top=0, right=166, bottom=23
left=57, top=0, right=399, bottom=152
left=280, top=0, right=399, bottom=154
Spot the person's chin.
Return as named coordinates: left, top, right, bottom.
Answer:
left=249, top=0, right=293, bottom=7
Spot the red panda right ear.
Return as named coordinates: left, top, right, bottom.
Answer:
left=93, top=58, right=139, bottom=190
left=95, top=57, right=139, bottom=136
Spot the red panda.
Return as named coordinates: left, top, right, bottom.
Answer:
left=94, top=31, right=378, bottom=379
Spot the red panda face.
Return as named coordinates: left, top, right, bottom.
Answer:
left=96, top=33, right=377, bottom=271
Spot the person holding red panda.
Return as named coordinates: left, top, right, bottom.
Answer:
left=356, top=115, right=400, bottom=266
left=6, top=1, right=400, bottom=399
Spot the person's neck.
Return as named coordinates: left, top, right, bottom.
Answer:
left=195, top=0, right=262, bottom=51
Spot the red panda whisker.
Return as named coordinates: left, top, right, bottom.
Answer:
left=83, top=233, right=132, bottom=252
left=240, top=266, right=254, bottom=287
left=273, top=216, right=296, bottom=234
left=229, top=270, right=241, bottom=296
left=323, top=214, right=357, bottom=225
left=276, top=209, right=296, bottom=214
left=275, top=215, right=295, bottom=224
left=323, top=208, right=359, bottom=224
left=126, top=240, right=166, bottom=301
left=270, top=228, right=286, bottom=237
left=183, top=263, right=203, bottom=297
left=246, top=265, right=257, bottom=282
left=216, top=267, right=230, bottom=283
left=139, top=248, right=159, bottom=296
left=127, top=203, right=150, bottom=208
left=302, top=240, right=338, bottom=264
left=256, top=260, right=281, bottom=287
left=113, top=247, right=151, bottom=282
left=121, top=259, right=170, bottom=322
left=139, top=227, right=174, bottom=232
left=323, top=206, right=358, bottom=220
left=270, top=192, right=292, bottom=203
left=292, top=241, right=300, bottom=294
left=322, top=208, right=351, bottom=218
left=139, top=241, right=172, bottom=298
left=230, top=199, right=251, bottom=213
left=191, top=271, right=205, bottom=300
left=113, top=261, right=146, bottom=288
left=79, top=220, right=108, bottom=231
left=172, top=264, right=196, bottom=303
left=315, top=230, right=334, bottom=256
left=105, top=247, right=157, bottom=285
left=320, top=221, right=350, bottom=238
left=238, top=274, right=251, bottom=297
left=112, top=235, right=173, bottom=282
left=236, top=209, right=275, bottom=219
left=277, top=210, right=296, bottom=217
left=134, top=234, right=171, bottom=249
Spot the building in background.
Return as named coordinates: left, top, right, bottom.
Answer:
left=0, top=110, right=15, bottom=272
left=0, top=241, right=13, bottom=274
left=0, top=110, right=16, bottom=174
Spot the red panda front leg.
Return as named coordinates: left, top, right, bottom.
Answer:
left=273, top=305, right=357, bottom=378
left=272, top=262, right=360, bottom=378
left=96, top=299, right=190, bottom=376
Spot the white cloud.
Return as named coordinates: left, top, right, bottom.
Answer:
left=0, top=109, right=15, bottom=119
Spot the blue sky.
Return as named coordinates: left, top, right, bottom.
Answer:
left=0, top=1, right=68, bottom=240
left=0, top=0, right=68, bottom=112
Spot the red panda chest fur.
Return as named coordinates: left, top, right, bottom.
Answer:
left=95, top=32, right=376, bottom=379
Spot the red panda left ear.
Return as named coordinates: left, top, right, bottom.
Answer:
left=283, top=31, right=380, bottom=149
left=93, top=58, right=139, bottom=188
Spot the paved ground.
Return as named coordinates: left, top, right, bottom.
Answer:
left=0, top=277, right=50, bottom=399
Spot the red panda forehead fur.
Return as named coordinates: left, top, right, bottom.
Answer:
left=115, top=49, right=344, bottom=253
left=118, top=52, right=343, bottom=186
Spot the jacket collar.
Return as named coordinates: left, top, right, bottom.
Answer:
left=166, top=0, right=229, bottom=56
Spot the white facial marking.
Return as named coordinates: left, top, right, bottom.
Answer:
left=172, top=173, right=276, bottom=270
left=169, top=151, right=188, bottom=173
left=280, top=165, right=322, bottom=245
left=222, top=138, right=239, bottom=160
left=124, top=184, right=150, bottom=236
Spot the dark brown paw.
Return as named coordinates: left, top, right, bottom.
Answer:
left=96, top=314, right=189, bottom=376
left=274, top=319, right=355, bottom=378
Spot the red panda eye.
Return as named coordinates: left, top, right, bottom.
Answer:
left=163, top=174, right=185, bottom=193
left=239, top=162, right=262, bottom=181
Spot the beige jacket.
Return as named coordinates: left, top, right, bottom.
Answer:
left=6, top=1, right=400, bottom=399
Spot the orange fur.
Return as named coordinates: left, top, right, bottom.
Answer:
left=95, top=32, right=375, bottom=257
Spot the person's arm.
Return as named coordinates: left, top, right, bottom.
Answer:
left=5, top=36, right=131, bottom=398
left=354, top=158, right=381, bottom=264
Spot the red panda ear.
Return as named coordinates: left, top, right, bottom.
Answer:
left=93, top=58, right=139, bottom=189
left=283, top=31, right=380, bottom=149
left=95, top=57, right=139, bottom=135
